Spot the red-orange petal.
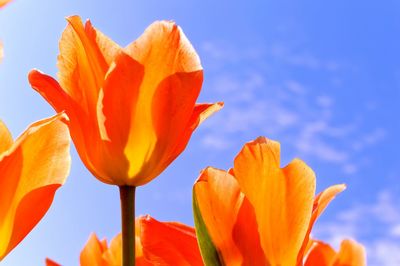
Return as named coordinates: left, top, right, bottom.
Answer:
left=95, top=52, right=144, bottom=185
left=0, top=113, right=70, bottom=260
left=45, top=258, right=62, bottom=266
left=232, top=137, right=316, bottom=266
left=332, top=239, right=366, bottom=266
left=140, top=215, right=203, bottom=266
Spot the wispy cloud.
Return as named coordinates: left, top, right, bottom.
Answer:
left=315, top=190, right=400, bottom=266
left=198, top=41, right=385, bottom=175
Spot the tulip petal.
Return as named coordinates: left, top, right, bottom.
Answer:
left=232, top=137, right=316, bottom=266
left=120, top=21, right=206, bottom=184
left=147, top=102, right=223, bottom=186
left=193, top=190, right=222, bottom=266
left=193, top=166, right=265, bottom=265
left=96, top=52, right=144, bottom=184
left=193, top=167, right=241, bottom=265
left=332, top=239, right=366, bottom=266
left=126, top=20, right=201, bottom=75
left=298, top=184, right=346, bottom=263
left=29, top=70, right=110, bottom=184
left=304, top=240, right=336, bottom=266
left=102, top=234, right=123, bottom=266
left=0, top=120, right=13, bottom=154
left=232, top=196, right=267, bottom=266
left=140, top=215, right=203, bottom=266
left=57, top=16, right=108, bottom=114
left=45, top=258, right=62, bottom=266
left=80, top=233, right=107, bottom=266
left=0, top=113, right=70, bottom=259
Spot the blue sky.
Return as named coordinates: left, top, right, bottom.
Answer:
left=0, top=0, right=399, bottom=265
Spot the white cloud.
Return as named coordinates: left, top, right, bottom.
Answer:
left=315, top=191, right=400, bottom=266
left=368, top=240, right=400, bottom=266
left=199, top=41, right=386, bottom=175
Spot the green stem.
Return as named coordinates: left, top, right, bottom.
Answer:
left=119, top=185, right=136, bottom=266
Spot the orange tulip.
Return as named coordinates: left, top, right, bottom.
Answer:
left=29, top=16, right=222, bottom=186
left=46, top=215, right=200, bottom=266
left=304, top=239, right=366, bottom=266
left=79, top=219, right=153, bottom=266
left=0, top=113, right=70, bottom=260
left=193, top=137, right=347, bottom=266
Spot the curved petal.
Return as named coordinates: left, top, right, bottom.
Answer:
left=332, top=239, right=366, bottom=266
left=0, top=113, right=71, bottom=259
left=304, top=240, right=336, bottom=266
left=29, top=70, right=109, bottom=185
left=193, top=167, right=264, bottom=265
left=57, top=16, right=108, bottom=113
left=232, top=137, right=316, bottom=266
left=193, top=167, right=244, bottom=265
left=140, top=215, right=203, bottom=266
left=298, top=184, right=346, bottom=263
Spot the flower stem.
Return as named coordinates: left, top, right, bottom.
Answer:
left=119, top=185, right=136, bottom=266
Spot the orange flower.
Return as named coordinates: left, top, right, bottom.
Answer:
left=0, top=113, right=70, bottom=260
left=29, top=16, right=222, bottom=186
left=193, top=137, right=347, bottom=266
left=304, top=239, right=366, bottom=266
left=46, top=215, right=200, bottom=266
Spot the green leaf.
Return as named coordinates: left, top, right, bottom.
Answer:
left=192, top=187, right=224, bottom=266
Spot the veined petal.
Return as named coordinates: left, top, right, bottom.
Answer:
left=0, top=113, right=71, bottom=260
left=57, top=16, right=109, bottom=115
left=140, top=215, right=203, bottom=266
left=332, top=239, right=366, bottom=266
left=232, top=137, right=316, bottom=266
